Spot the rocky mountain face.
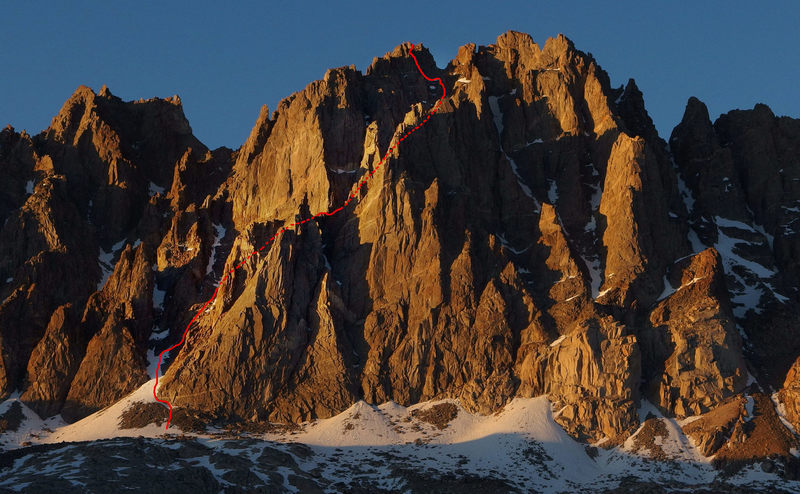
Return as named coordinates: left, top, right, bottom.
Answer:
left=2, top=31, right=800, bottom=466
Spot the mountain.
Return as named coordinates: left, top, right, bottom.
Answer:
left=2, top=31, right=800, bottom=491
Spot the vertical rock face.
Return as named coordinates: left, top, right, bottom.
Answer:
left=61, top=320, right=148, bottom=422
left=671, top=97, right=800, bottom=388
left=779, top=356, right=800, bottom=432
left=0, top=84, right=221, bottom=419
left=18, top=304, right=84, bottom=418
left=0, top=173, right=99, bottom=398
left=157, top=33, right=671, bottom=441
left=641, top=248, right=748, bottom=417
left=159, top=220, right=358, bottom=422
left=43, top=86, right=203, bottom=246
left=599, top=133, right=683, bottom=307
left=1, top=30, right=799, bottom=452
left=539, top=316, right=641, bottom=442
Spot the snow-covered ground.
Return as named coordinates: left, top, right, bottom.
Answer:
left=0, top=381, right=166, bottom=452
left=2, top=383, right=798, bottom=492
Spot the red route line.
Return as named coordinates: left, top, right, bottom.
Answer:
left=153, top=43, right=447, bottom=430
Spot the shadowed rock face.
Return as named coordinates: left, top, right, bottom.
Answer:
left=1, top=30, right=799, bottom=449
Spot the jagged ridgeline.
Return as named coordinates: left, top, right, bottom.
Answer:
left=2, top=31, right=800, bottom=454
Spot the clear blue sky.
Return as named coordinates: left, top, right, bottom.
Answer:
left=2, top=1, right=798, bottom=149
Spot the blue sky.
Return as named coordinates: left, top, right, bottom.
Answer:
left=2, top=1, right=798, bottom=149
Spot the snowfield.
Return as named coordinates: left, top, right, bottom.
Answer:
left=2, top=384, right=798, bottom=492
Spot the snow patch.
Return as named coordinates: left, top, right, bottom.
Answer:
left=589, top=183, right=602, bottom=210
left=638, top=401, right=707, bottom=463
left=146, top=348, right=166, bottom=380
left=273, top=396, right=599, bottom=490
left=488, top=96, right=504, bottom=135
left=507, top=156, right=535, bottom=200
left=6, top=389, right=799, bottom=490
left=744, top=395, right=755, bottom=422
left=771, top=392, right=797, bottom=434
left=547, top=180, right=558, bottom=204
left=713, top=218, right=786, bottom=316
left=550, top=334, right=567, bottom=347
left=715, top=216, right=756, bottom=233
left=596, top=287, right=612, bottom=300
left=205, top=223, right=226, bottom=277
left=676, top=169, right=696, bottom=214
left=487, top=94, right=538, bottom=207
left=657, top=275, right=676, bottom=301
left=148, top=182, right=165, bottom=197
left=187, top=455, right=234, bottom=487
left=726, top=463, right=796, bottom=487
left=751, top=220, right=775, bottom=250
left=149, top=327, right=168, bottom=341
left=496, top=234, right=531, bottom=255
left=688, top=228, right=706, bottom=253
left=97, top=248, right=115, bottom=290
left=0, top=396, right=67, bottom=450
left=456, top=77, right=471, bottom=83
left=677, top=414, right=703, bottom=426
left=660, top=275, right=707, bottom=302
left=152, top=285, right=166, bottom=309
left=40, top=380, right=167, bottom=444
left=581, top=255, right=603, bottom=299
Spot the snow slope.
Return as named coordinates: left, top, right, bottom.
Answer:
left=2, top=387, right=798, bottom=492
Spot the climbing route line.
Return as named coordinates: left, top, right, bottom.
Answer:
left=153, top=43, right=447, bottom=430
